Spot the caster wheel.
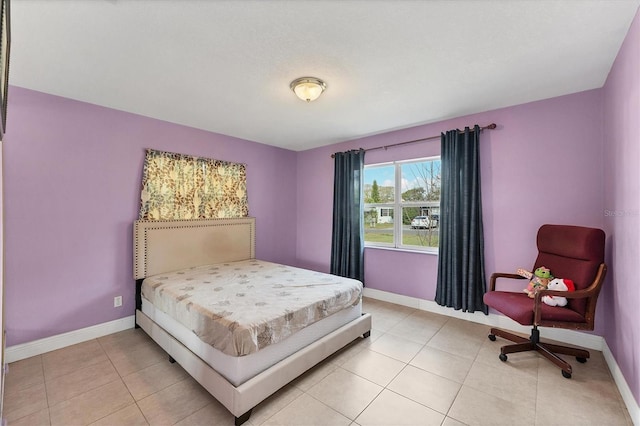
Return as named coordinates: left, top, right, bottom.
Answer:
left=499, top=353, right=507, bottom=362
left=488, top=334, right=496, bottom=341
left=562, top=370, right=572, bottom=379
left=576, top=357, right=587, bottom=363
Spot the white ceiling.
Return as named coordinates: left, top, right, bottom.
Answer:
left=9, top=0, right=640, bottom=151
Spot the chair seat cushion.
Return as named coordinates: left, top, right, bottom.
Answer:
left=483, top=291, right=587, bottom=326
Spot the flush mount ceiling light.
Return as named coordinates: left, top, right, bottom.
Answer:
left=290, top=77, right=327, bottom=102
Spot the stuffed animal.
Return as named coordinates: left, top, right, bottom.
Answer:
left=517, top=266, right=553, bottom=298
left=542, top=278, right=575, bottom=307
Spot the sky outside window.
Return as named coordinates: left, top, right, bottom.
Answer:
left=363, top=165, right=394, bottom=187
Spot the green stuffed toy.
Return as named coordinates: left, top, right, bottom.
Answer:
left=517, top=266, right=554, bottom=298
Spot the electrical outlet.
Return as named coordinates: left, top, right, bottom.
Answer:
left=114, top=296, right=122, bottom=307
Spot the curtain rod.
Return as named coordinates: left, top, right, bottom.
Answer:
left=331, top=123, right=497, bottom=158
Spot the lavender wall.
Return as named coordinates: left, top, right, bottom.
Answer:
left=602, top=8, right=640, bottom=407
left=297, top=89, right=605, bottom=320
left=4, top=87, right=298, bottom=347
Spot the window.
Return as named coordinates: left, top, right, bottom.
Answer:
left=363, top=157, right=441, bottom=252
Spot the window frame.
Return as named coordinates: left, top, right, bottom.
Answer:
left=363, top=156, right=441, bottom=254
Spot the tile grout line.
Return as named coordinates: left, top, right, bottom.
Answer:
left=110, top=336, right=157, bottom=426
left=380, top=315, right=466, bottom=422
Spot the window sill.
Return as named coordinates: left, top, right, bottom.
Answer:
left=364, top=245, right=439, bottom=256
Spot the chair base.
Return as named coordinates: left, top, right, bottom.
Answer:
left=488, top=326, right=589, bottom=378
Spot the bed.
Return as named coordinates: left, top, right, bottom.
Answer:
left=133, top=217, right=372, bottom=425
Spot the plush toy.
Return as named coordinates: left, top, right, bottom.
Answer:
left=542, top=278, right=575, bottom=307
left=517, top=266, right=553, bottom=298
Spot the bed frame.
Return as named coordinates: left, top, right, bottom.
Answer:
left=133, top=217, right=372, bottom=425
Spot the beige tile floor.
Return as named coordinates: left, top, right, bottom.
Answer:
left=3, top=298, right=633, bottom=426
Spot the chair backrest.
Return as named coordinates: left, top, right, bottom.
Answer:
left=533, top=224, right=605, bottom=317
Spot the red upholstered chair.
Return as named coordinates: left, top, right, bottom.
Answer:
left=483, top=224, right=607, bottom=378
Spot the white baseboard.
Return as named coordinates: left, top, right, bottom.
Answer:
left=603, top=340, right=640, bottom=426
left=5, top=316, right=135, bottom=363
left=363, top=288, right=638, bottom=425
left=363, top=287, right=604, bottom=350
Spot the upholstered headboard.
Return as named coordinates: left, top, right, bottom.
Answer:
left=134, top=217, right=256, bottom=279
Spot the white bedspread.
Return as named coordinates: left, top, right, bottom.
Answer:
left=141, top=260, right=363, bottom=356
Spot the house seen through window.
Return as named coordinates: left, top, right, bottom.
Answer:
left=363, top=157, right=441, bottom=252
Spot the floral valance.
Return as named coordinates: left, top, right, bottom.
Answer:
left=139, top=149, right=248, bottom=220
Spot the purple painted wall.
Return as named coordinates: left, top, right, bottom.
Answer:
left=4, top=87, right=298, bottom=346
left=602, top=8, right=640, bottom=407
left=297, top=89, right=604, bottom=302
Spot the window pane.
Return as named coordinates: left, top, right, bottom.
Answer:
left=364, top=206, right=394, bottom=245
left=363, top=157, right=441, bottom=251
left=401, top=160, right=441, bottom=202
left=364, top=165, right=395, bottom=203
left=402, top=207, right=439, bottom=248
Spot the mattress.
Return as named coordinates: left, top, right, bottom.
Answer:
left=141, top=297, right=361, bottom=386
left=141, top=259, right=363, bottom=357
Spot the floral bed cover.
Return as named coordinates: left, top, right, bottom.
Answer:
left=142, top=259, right=363, bottom=356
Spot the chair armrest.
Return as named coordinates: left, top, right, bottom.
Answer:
left=534, top=263, right=607, bottom=304
left=533, top=263, right=607, bottom=324
left=489, top=272, right=526, bottom=292
left=536, top=288, right=592, bottom=301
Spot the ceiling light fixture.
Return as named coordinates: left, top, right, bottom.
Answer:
left=290, top=77, right=327, bottom=102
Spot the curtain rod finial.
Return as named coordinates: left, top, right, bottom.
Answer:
left=487, top=123, right=497, bottom=129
